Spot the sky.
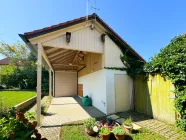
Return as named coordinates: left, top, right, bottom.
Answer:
left=0, top=0, right=186, bottom=61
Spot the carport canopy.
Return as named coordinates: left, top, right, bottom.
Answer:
left=43, top=46, right=87, bottom=71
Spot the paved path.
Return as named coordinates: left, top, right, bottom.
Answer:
left=37, top=97, right=186, bottom=140
left=113, top=112, right=186, bottom=140
left=38, top=96, right=105, bottom=140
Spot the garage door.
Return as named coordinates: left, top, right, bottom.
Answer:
left=115, top=74, right=131, bottom=112
left=55, top=71, right=77, bottom=97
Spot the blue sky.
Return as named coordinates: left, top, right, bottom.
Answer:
left=0, top=0, right=185, bottom=61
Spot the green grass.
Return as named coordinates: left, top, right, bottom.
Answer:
left=60, top=120, right=167, bottom=140
left=0, top=91, right=36, bottom=107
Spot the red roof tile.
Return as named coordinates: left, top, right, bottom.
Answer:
left=0, top=58, right=10, bottom=65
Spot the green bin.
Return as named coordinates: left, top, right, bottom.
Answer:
left=82, top=96, right=92, bottom=106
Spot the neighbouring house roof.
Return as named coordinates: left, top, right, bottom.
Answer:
left=19, top=13, right=145, bottom=62
left=0, top=58, right=10, bottom=65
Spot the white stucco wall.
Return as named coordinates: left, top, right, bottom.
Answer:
left=78, top=69, right=133, bottom=115
left=78, top=69, right=107, bottom=114
left=105, top=69, right=133, bottom=114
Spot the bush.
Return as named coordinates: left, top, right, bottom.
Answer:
left=123, top=116, right=133, bottom=127
left=83, top=118, right=97, bottom=129
left=0, top=85, right=4, bottom=90
left=0, top=107, right=17, bottom=119
left=112, top=126, right=125, bottom=135
left=144, top=34, right=186, bottom=130
left=0, top=111, right=47, bottom=140
left=99, top=127, right=110, bottom=136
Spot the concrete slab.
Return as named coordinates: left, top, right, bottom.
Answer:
left=115, top=118, right=125, bottom=124
left=107, top=114, right=120, bottom=120
left=38, top=96, right=105, bottom=139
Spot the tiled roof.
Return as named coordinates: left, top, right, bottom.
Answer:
left=0, top=58, right=10, bottom=65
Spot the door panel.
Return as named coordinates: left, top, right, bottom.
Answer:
left=78, top=84, right=83, bottom=97
left=55, top=71, right=77, bottom=97
left=115, top=74, right=130, bottom=112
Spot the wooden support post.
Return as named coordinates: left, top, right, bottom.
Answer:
left=53, top=72, right=55, bottom=96
left=49, top=69, right=52, bottom=97
left=37, top=43, right=42, bottom=125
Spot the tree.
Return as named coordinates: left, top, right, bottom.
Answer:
left=0, top=42, right=49, bottom=93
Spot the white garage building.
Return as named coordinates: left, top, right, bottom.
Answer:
left=20, top=13, right=145, bottom=120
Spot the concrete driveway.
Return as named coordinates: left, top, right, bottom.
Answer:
left=38, top=96, right=105, bottom=140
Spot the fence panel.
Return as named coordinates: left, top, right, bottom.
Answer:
left=135, top=74, right=175, bottom=124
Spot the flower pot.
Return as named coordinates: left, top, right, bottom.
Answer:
left=123, top=125, right=133, bottom=134
left=114, top=134, right=125, bottom=140
left=85, top=128, right=96, bottom=136
left=100, top=133, right=110, bottom=140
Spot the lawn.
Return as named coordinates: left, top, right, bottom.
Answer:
left=60, top=120, right=167, bottom=140
left=0, top=91, right=36, bottom=107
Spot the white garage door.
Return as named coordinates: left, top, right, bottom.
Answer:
left=55, top=71, right=77, bottom=97
left=115, top=74, right=132, bottom=112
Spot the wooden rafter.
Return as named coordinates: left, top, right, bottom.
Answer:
left=52, top=52, right=77, bottom=63
left=47, top=48, right=64, bottom=56
left=59, top=56, right=74, bottom=64
left=54, top=69, right=77, bottom=72
left=43, top=46, right=53, bottom=51
left=48, top=49, right=68, bottom=58
left=44, top=47, right=59, bottom=54
left=53, top=63, right=85, bottom=67
left=49, top=50, right=74, bottom=61
left=72, top=51, right=80, bottom=63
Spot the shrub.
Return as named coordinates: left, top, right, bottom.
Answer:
left=144, top=34, right=186, bottom=130
left=25, top=111, right=36, bottom=120
left=99, top=127, right=110, bottom=136
left=83, top=118, right=97, bottom=129
left=0, top=96, right=5, bottom=114
left=0, top=111, right=47, bottom=140
left=41, top=104, right=46, bottom=115
left=112, top=126, right=125, bottom=135
left=123, top=116, right=133, bottom=127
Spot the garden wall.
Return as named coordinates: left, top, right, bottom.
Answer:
left=15, top=96, right=37, bottom=112
left=134, top=74, right=176, bottom=124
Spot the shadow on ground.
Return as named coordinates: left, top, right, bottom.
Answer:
left=73, top=96, right=106, bottom=118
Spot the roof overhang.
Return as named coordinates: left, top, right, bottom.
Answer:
left=19, top=13, right=145, bottom=65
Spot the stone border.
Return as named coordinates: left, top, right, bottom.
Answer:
left=15, top=96, right=37, bottom=111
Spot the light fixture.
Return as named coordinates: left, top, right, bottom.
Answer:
left=69, top=63, right=72, bottom=66
left=101, top=34, right=106, bottom=42
left=90, top=24, right=95, bottom=30
left=66, top=32, right=71, bottom=43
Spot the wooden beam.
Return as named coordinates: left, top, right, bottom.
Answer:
left=37, top=43, right=42, bottom=125
left=41, top=45, right=54, bottom=72
left=72, top=51, right=80, bottom=63
left=59, top=57, right=74, bottom=64
left=43, top=46, right=53, bottom=51
left=44, top=47, right=59, bottom=54
left=49, top=69, right=52, bottom=98
left=47, top=49, right=65, bottom=58
left=54, top=69, right=77, bottom=72
left=53, top=52, right=77, bottom=63
left=47, top=48, right=64, bottom=56
left=53, top=72, right=55, bottom=96
left=50, top=50, right=76, bottom=62
left=53, top=63, right=85, bottom=67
